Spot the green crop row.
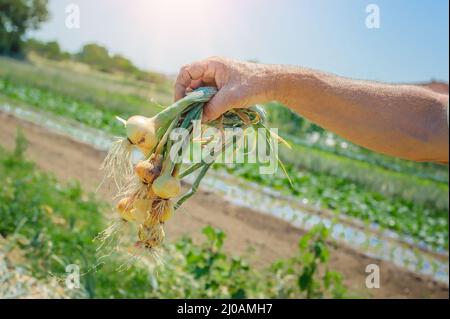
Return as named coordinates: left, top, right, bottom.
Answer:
left=279, top=141, right=448, bottom=212
left=0, top=78, right=129, bottom=135
left=219, top=163, right=448, bottom=249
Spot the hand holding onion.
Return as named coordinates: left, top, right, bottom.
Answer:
left=97, top=87, right=286, bottom=264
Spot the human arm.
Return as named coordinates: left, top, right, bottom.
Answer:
left=174, top=57, right=449, bottom=163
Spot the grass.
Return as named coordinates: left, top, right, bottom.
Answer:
left=0, top=133, right=346, bottom=298
left=0, top=55, right=448, bottom=250
left=0, top=55, right=168, bottom=117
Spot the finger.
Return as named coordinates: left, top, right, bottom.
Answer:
left=202, top=89, right=242, bottom=122
left=189, top=79, right=203, bottom=90
left=174, top=82, right=188, bottom=101
left=174, top=61, right=208, bottom=101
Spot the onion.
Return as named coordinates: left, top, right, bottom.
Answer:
left=132, top=198, right=153, bottom=223
left=135, top=154, right=163, bottom=184
left=116, top=197, right=135, bottom=222
left=123, top=115, right=158, bottom=152
left=119, top=87, right=218, bottom=155
left=160, top=201, right=174, bottom=223
left=149, top=198, right=174, bottom=225
left=152, top=174, right=181, bottom=199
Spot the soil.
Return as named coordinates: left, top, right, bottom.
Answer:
left=0, top=111, right=448, bottom=299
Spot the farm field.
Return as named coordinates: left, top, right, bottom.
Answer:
left=0, top=111, right=448, bottom=298
left=0, top=55, right=448, bottom=298
left=0, top=56, right=448, bottom=250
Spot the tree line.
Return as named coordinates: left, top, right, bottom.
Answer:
left=1, top=0, right=166, bottom=83
left=25, top=39, right=167, bottom=84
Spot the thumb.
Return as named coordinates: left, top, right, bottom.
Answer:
left=202, top=87, right=243, bottom=122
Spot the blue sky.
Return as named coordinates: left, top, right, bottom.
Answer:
left=32, top=0, right=449, bottom=83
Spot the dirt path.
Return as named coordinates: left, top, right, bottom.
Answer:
left=0, top=111, right=448, bottom=298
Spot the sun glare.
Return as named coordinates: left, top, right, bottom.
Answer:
left=143, top=0, right=228, bottom=41
left=132, top=0, right=232, bottom=70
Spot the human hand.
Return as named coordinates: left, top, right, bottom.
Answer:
left=174, top=57, right=274, bottom=121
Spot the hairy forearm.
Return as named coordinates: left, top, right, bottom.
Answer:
left=263, top=66, right=449, bottom=163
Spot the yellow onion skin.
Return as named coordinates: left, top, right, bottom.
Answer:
left=132, top=198, right=153, bottom=223
left=117, top=197, right=135, bottom=222
left=160, top=201, right=174, bottom=223
left=125, top=116, right=158, bottom=154
left=145, top=199, right=173, bottom=226
left=123, top=88, right=218, bottom=155
left=134, top=155, right=162, bottom=184
left=151, top=175, right=181, bottom=199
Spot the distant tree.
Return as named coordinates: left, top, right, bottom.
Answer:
left=0, top=0, right=49, bottom=56
left=111, top=54, right=137, bottom=73
left=24, top=38, right=69, bottom=60
left=27, top=39, right=167, bottom=84
left=76, top=43, right=111, bottom=71
left=42, top=40, right=62, bottom=59
left=24, top=37, right=42, bottom=51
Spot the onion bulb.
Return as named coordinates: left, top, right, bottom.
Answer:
left=118, top=87, right=218, bottom=155
left=135, top=154, right=163, bottom=184
left=149, top=198, right=174, bottom=225
left=159, top=201, right=174, bottom=223
left=116, top=197, right=135, bottom=222
left=132, top=198, right=153, bottom=224
left=118, top=115, right=158, bottom=155
left=151, top=154, right=181, bottom=199
left=152, top=174, right=181, bottom=199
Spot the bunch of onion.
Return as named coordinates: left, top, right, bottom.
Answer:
left=96, top=87, right=290, bottom=266
left=99, top=87, right=217, bottom=189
